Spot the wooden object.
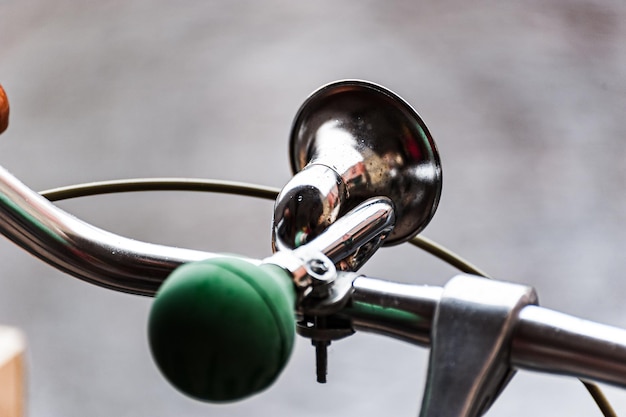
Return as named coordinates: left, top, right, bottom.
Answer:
left=0, top=326, right=25, bottom=417
left=0, top=84, right=9, bottom=134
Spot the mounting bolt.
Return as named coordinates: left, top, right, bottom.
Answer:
left=307, top=258, right=329, bottom=277
left=313, top=339, right=330, bottom=384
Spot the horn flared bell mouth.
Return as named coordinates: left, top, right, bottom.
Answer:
left=274, top=80, right=442, bottom=263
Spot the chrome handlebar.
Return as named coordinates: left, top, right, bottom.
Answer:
left=1, top=163, right=626, bottom=398
left=0, top=165, right=217, bottom=296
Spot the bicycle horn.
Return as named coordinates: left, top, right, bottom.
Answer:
left=272, top=80, right=442, bottom=269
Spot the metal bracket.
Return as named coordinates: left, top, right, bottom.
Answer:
left=420, top=275, right=538, bottom=417
left=264, top=248, right=358, bottom=384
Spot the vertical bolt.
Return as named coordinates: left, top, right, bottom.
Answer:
left=312, top=315, right=330, bottom=383
left=313, top=340, right=330, bottom=384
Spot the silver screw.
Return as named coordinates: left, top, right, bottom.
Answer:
left=307, top=258, right=329, bottom=276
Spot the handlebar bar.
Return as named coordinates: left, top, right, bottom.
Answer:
left=350, top=275, right=626, bottom=389
left=1, top=163, right=626, bottom=398
left=0, top=165, right=224, bottom=295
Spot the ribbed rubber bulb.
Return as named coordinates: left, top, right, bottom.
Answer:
left=148, top=257, right=296, bottom=402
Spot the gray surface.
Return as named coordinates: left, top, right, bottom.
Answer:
left=1, top=1, right=626, bottom=416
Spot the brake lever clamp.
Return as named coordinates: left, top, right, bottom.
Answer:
left=264, top=248, right=357, bottom=383
left=420, top=275, right=538, bottom=417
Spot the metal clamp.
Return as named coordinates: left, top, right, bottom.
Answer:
left=265, top=247, right=357, bottom=384
left=419, top=275, right=538, bottom=417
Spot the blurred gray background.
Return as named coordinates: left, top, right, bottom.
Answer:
left=1, top=1, right=626, bottom=416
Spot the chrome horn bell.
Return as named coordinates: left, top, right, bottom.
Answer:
left=272, top=80, right=442, bottom=270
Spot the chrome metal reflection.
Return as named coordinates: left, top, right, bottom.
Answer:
left=0, top=166, right=223, bottom=296
left=419, top=275, right=537, bottom=417
left=301, top=197, right=395, bottom=270
left=273, top=79, right=442, bottom=259
left=273, top=164, right=345, bottom=251
left=349, top=277, right=442, bottom=345
left=512, top=305, right=626, bottom=388
left=345, top=274, right=626, bottom=413
left=0, top=162, right=393, bottom=296
left=268, top=197, right=395, bottom=276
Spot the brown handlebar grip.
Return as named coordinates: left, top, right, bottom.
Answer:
left=0, top=84, right=9, bottom=134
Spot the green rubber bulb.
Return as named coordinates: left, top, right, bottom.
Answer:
left=148, top=257, right=296, bottom=403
